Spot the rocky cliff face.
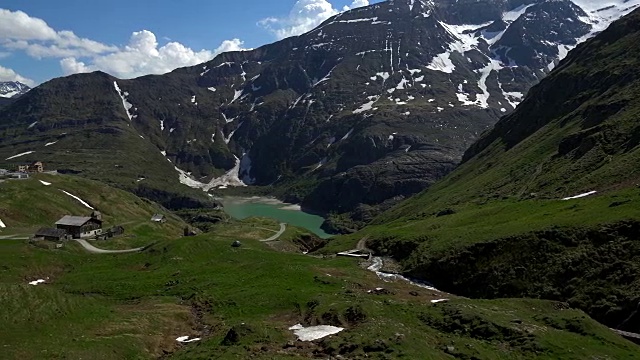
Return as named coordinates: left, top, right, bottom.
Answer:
left=0, top=0, right=635, bottom=219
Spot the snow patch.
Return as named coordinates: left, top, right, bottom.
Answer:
left=176, top=336, right=201, bottom=343
left=176, top=156, right=249, bottom=191
left=427, top=21, right=492, bottom=74
left=214, top=62, right=234, bottom=68
left=175, top=166, right=204, bottom=189
left=426, top=52, right=454, bottom=73
left=229, top=89, right=244, bottom=104
left=353, top=96, right=379, bottom=114
left=562, top=191, right=597, bottom=200
left=341, top=128, right=354, bottom=141
left=224, top=122, right=244, bottom=144
left=221, top=113, right=236, bottom=123
left=313, top=65, right=337, bottom=87
left=312, top=157, right=328, bottom=171
left=396, top=77, right=410, bottom=90
left=203, top=156, right=246, bottom=190
left=45, top=141, right=58, bottom=147
left=113, top=81, right=136, bottom=120
left=474, top=59, right=503, bottom=108
left=503, top=3, right=536, bottom=22
left=431, top=299, right=449, bottom=304
left=28, top=122, right=37, bottom=129
left=28, top=279, right=46, bottom=286
left=0, top=218, right=5, bottom=228
left=5, top=151, right=35, bottom=160
left=289, top=324, right=344, bottom=342
left=503, top=91, right=523, bottom=109
left=60, top=190, right=94, bottom=210
left=39, top=180, right=51, bottom=186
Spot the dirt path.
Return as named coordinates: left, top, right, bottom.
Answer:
left=0, top=235, right=29, bottom=240
left=260, top=223, right=286, bottom=242
left=74, top=239, right=145, bottom=254
left=356, top=237, right=369, bottom=251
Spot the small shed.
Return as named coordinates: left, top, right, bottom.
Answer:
left=151, top=214, right=167, bottom=223
left=107, top=226, right=125, bottom=237
left=55, top=215, right=103, bottom=239
left=34, top=228, right=68, bottom=242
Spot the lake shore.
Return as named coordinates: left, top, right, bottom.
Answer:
left=219, top=196, right=332, bottom=238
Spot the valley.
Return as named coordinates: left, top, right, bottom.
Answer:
left=1, top=0, right=640, bottom=358
left=3, top=0, right=638, bottom=227
left=0, top=204, right=637, bottom=359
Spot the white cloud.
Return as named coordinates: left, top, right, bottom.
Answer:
left=258, top=0, right=370, bottom=39
left=59, top=57, right=92, bottom=75
left=0, top=8, right=247, bottom=80
left=0, top=65, right=35, bottom=87
left=214, top=38, right=246, bottom=54
left=0, top=9, right=57, bottom=41
left=0, top=9, right=117, bottom=59
left=344, top=0, right=370, bottom=11
left=60, top=31, right=245, bottom=79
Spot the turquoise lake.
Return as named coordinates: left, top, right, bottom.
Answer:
left=220, top=197, right=332, bottom=239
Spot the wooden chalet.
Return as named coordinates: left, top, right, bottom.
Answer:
left=55, top=215, right=103, bottom=239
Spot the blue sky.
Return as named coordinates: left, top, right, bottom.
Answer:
left=0, top=0, right=382, bottom=86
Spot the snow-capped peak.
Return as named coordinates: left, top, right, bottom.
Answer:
left=0, top=81, right=31, bottom=99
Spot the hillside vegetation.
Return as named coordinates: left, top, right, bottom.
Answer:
left=0, top=220, right=638, bottom=359
left=0, top=173, right=185, bottom=248
left=336, top=8, right=640, bottom=333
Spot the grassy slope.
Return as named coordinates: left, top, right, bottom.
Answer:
left=0, top=221, right=637, bottom=359
left=0, top=173, right=185, bottom=248
left=0, top=175, right=636, bottom=358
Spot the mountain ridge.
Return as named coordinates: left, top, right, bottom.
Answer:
left=0, top=0, right=637, bottom=222
left=0, top=81, right=30, bottom=99
left=348, top=6, right=640, bottom=332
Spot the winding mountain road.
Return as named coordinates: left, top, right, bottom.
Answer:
left=74, top=239, right=145, bottom=254
left=260, top=223, right=286, bottom=242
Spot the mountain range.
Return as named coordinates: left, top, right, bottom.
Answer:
left=0, top=0, right=638, bottom=225
left=0, top=81, right=30, bottom=99
left=359, top=4, right=640, bottom=333
left=1, top=1, right=640, bottom=356
left=0, top=81, right=30, bottom=108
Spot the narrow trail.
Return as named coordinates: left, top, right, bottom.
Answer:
left=0, top=235, right=29, bottom=240
left=260, top=223, right=286, bottom=242
left=356, top=237, right=370, bottom=251
left=74, top=239, right=145, bottom=254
